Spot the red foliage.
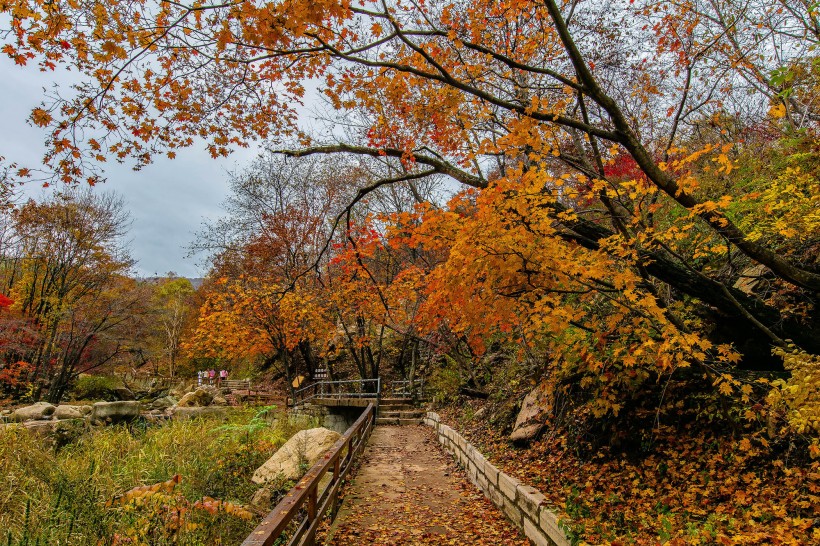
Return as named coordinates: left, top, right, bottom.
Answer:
left=603, top=154, right=646, bottom=182
left=0, top=293, right=13, bottom=309
left=0, top=361, right=33, bottom=389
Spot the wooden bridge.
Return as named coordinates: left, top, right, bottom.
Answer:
left=240, top=377, right=566, bottom=545
left=240, top=379, right=441, bottom=546
left=288, top=378, right=424, bottom=404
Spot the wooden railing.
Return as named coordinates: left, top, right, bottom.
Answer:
left=222, top=379, right=252, bottom=390
left=241, top=403, right=376, bottom=546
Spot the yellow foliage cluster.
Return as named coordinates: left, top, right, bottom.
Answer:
left=769, top=346, right=820, bottom=444
left=743, top=167, right=820, bottom=242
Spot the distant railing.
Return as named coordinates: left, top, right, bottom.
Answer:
left=389, top=378, right=425, bottom=398
left=291, top=378, right=381, bottom=406
left=241, top=403, right=376, bottom=546
left=222, top=379, right=252, bottom=391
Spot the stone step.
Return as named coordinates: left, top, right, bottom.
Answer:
left=375, top=417, right=423, bottom=426
left=379, top=397, right=413, bottom=405
left=378, top=404, right=415, bottom=412
left=379, top=410, right=425, bottom=419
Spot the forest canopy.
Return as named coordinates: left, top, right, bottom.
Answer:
left=2, top=0, right=819, bottom=447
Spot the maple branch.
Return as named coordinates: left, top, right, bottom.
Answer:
left=305, top=32, right=621, bottom=141
left=74, top=3, right=199, bottom=123
left=273, top=144, right=487, bottom=188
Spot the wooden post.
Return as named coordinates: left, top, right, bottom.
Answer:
left=331, top=454, right=342, bottom=517
left=305, top=483, right=318, bottom=546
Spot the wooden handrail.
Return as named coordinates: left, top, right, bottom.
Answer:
left=241, top=403, right=376, bottom=546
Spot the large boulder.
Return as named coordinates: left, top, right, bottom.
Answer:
left=11, top=402, right=56, bottom=422
left=509, top=382, right=553, bottom=445
left=54, top=405, right=88, bottom=420
left=22, top=420, right=59, bottom=434
left=170, top=381, right=197, bottom=398
left=250, top=485, right=277, bottom=511
left=177, top=389, right=214, bottom=407
left=148, top=395, right=178, bottom=411
left=90, top=401, right=141, bottom=425
left=252, top=427, right=341, bottom=484
left=170, top=406, right=226, bottom=420
left=112, top=386, right=136, bottom=401
left=6, top=419, right=85, bottom=447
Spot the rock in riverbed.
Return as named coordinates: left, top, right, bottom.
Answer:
left=90, top=401, right=141, bottom=425
left=252, top=427, right=341, bottom=484
left=10, top=402, right=56, bottom=422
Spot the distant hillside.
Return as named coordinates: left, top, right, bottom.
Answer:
left=140, top=276, right=206, bottom=290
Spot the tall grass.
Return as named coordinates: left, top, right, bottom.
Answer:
left=0, top=407, right=312, bottom=545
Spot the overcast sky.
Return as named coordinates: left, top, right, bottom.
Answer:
left=0, top=56, right=264, bottom=278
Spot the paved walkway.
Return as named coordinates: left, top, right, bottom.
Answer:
left=323, top=425, right=528, bottom=545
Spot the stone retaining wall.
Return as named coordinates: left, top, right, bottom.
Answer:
left=423, top=412, right=570, bottom=546
left=289, top=403, right=359, bottom=434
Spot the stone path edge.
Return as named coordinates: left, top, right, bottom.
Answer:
left=423, top=412, right=572, bottom=546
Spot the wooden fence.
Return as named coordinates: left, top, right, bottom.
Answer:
left=241, top=403, right=376, bottom=546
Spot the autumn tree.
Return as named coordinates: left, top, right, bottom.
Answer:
left=0, top=190, right=142, bottom=402
left=153, top=275, right=196, bottom=378
left=3, top=0, right=818, bottom=354
left=188, top=155, right=350, bottom=388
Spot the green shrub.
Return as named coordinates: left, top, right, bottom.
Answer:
left=428, top=355, right=462, bottom=404
left=70, top=375, right=122, bottom=401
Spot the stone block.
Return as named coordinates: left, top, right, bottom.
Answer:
left=523, top=517, right=554, bottom=546
left=464, top=443, right=476, bottom=461
left=471, top=448, right=487, bottom=469
left=457, top=434, right=467, bottom=451
left=501, top=498, right=524, bottom=530
left=539, top=507, right=570, bottom=546
left=488, top=484, right=505, bottom=508
left=483, top=460, right=500, bottom=486
left=475, top=468, right=489, bottom=493
left=468, top=460, right=479, bottom=481
left=517, top=483, right=547, bottom=522
left=498, top=472, right=520, bottom=502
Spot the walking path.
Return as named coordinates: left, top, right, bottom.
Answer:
left=322, top=425, right=528, bottom=545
